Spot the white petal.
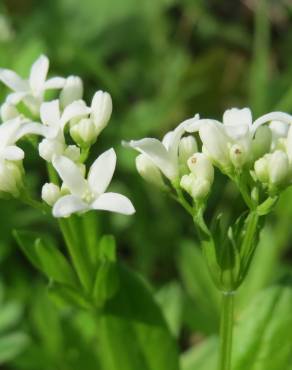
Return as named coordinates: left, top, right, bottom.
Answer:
left=40, top=100, right=60, bottom=127
left=125, top=138, right=176, bottom=180
left=6, top=91, right=28, bottom=104
left=61, top=100, right=91, bottom=128
left=52, top=156, right=87, bottom=197
left=44, top=77, right=66, bottom=89
left=29, top=55, right=49, bottom=94
left=92, top=192, right=135, bottom=215
left=88, top=148, right=116, bottom=194
left=0, top=68, right=28, bottom=92
left=15, top=122, right=49, bottom=141
left=252, top=112, right=292, bottom=134
left=2, top=145, right=24, bottom=160
left=186, top=118, right=218, bottom=133
left=52, top=195, right=89, bottom=218
left=0, top=118, right=22, bottom=147
left=223, top=107, right=252, bottom=128
left=224, top=124, right=249, bottom=140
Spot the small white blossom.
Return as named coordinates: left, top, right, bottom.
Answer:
left=0, top=55, right=65, bottom=115
left=60, top=76, right=83, bottom=108
left=52, top=148, right=135, bottom=218
left=125, top=115, right=200, bottom=182
left=0, top=161, right=23, bottom=197
left=135, top=154, right=166, bottom=189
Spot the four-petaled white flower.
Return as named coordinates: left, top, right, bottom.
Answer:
left=52, top=148, right=135, bottom=218
left=0, top=55, right=65, bottom=115
left=124, top=115, right=200, bottom=182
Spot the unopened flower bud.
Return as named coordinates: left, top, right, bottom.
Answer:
left=0, top=161, right=23, bottom=197
left=63, top=145, right=80, bottom=162
left=70, top=118, right=98, bottom=147
left=252, top=126, right=272, bottom=160
left=60, top=76, right=83, bottom=108
left=286, top=125, right=292, bottom=162
left=41, top=183, right=61, bottom=206
left=187, top=153, right=214, bottom=182
left=254, top=156, right=269, bottom=183
left=38, top=139, right=64, bottom=162
left=199, top=121, right=230, bottom=169
left=229, top=144, right=248, bottom=168
left=91, top=91, right=112, bottom=134
left=135, top=154, right=165, bottom=189
left=1, top=102, right=19, bottom=121
left=179, top=136, right=197, bottom=165
left=181, top=173, right=211, bottom=200
left=268, top=150, right=289, bottom=185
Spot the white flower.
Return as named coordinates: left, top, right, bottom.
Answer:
left=186, top=107, right=292, bottom=170
left=91, top=91, right=112, bottom=135
left=70, top=118, right=98, bottom=147
left=178, top=135, right=198, bottom=170
left=52, top=148, right=135, bottom=218
left=187, top=153, right=214, bottom=183
left=0, top=55, right=65, bottom=115
left=124, top=115, right=200, bottom=182
left=180, top=174, right=211, bottom=200
left=38, top=99, right=89, bottom=161
left=60, top=76, right=83, bottom=108
left=0, top=102, right=19, bottom=121
left=0, top=116, right=46, bottom=162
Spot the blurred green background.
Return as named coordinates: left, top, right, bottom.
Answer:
left=0, top=0, right=292, bottom=369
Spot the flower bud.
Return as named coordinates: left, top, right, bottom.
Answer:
left=254, top=156, right=269, bottom=183
left=63, top=145, right=80, bottom=162
left=286, top=125, right=292, bottom=162
left=268, top=150, right=289, bottom=185
left=91, top=91, right=112, bottom=134
left=60, top=76, right=83, bottom=108
left=38, top=139, right=64, bottom=162
left=199, top=121, right=230, bottom=169
left=135, top=154, right=166, bottom=189
left=181, top=173, right=211, bottom=200
left=187, top=152, right=214, bottom=182
left=41, top=183, right=61, bottom=206
left=0, top=161, right=23, bottom=197
left=70, top=118, right=98, bottom=147
left=270, top=121, right=289, bottom=140
left=229, top=144, right=248, bottom=168
left=179, top=136, right=197, bottom=165
left=252, top=126, right=272, bottom=160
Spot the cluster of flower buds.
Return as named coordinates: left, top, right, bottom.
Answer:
left=0, top=55, right=135, bottom=218
left=126, top=107, right=292, bottom=206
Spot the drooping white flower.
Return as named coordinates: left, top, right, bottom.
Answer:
left=135, top=154, right=166, bottom=189
left=124, top=115, right=200, bottom=182
left=51, top=148, right=135, bottom=218
left=41, top=183, right=61, bottom=206
left=0, top=55, right=65, bottom=115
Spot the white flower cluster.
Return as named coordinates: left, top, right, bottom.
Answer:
left=126, top=107, right=292, bottom=204
left=0, top=55, right=135, bottom=217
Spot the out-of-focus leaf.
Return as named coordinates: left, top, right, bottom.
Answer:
left=0, top=302, right=22, bottom=334
left=48, top=283, right=91, bottom=310
left=155, top=282, right=184, bottom=338
left=180, top=337, right=218, bottom=370
left=0, top=332, right=29, bottom=364
left=98, top=264, right=179, bottom=370
left=93, top=261, right=119, bottom=307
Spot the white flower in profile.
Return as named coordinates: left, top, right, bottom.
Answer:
left=52, top=148, right=135, bottom=218
left=0, top=55, right=65, bottom=115
left=0, top=116, right=47, bottom=162
left=124, top=115, right=200, bottom=182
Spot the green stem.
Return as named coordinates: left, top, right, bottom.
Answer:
left=218, top=291, right=234, bottom=370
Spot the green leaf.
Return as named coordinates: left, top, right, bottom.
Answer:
left=48, top=283, right=92, bottom=310
left=0, top=302, right=22, bottom=334
left=34, top=238, right=77, bottom=287
left=98, top=235, right=116, bottom=262
left=93, top=261, right=119, bottom=307
left=13, top=230, right=40, bottom=270
left=98, top=264, right=179, bottom=370
left=0, top=332, right=29, bottom=364
left=233, top=285, right=292, bottom=370
left=180, top=337, right=218, bottom=370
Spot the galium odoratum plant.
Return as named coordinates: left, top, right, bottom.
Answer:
left=125, top=107, right=292, bottom=370
left=0, top=55, right=135, bottom=308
